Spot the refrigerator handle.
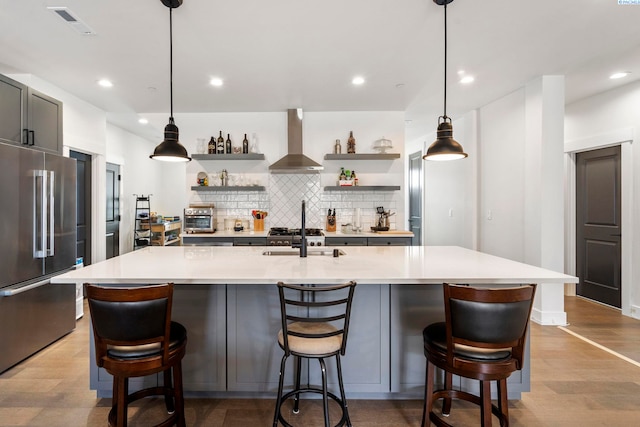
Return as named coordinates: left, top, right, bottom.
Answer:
left=33, top=170, right=47, bottom=258
left=47, top=170, right=55, bottom=256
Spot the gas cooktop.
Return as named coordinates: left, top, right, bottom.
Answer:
left=267, top=228, right=325, bottom=246
left=268, top=227, right=324, bottom=236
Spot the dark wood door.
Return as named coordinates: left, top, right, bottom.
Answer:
left=105, top=162, right=120, bottom=259
left=70, top=150, right=92, bottom=266
left=408, top=151, right=422, bottom=245
left=576, top=146, right=621, bottom=308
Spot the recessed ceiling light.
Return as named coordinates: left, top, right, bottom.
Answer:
left=138, top=118, right=148, bottom=125
left=460, top=75, right=475, bottom=84
left=610, top=72, right=630, bottom=80
left=209, top=77, right=224, bottom=87
left=97, top=79, right=113, bottom=88
left=352, top=76, right=365, bottom=86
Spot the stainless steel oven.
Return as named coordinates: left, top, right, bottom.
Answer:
left=184, top=205, right=216, bottom=233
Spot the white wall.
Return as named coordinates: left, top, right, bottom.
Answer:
left=144, top=111, right=406, bottom=230
left=105, top=124, right=168, bottom=253
left=405, top=112, right=478, bottom=248
left=565, top=79, right=640, bottom=318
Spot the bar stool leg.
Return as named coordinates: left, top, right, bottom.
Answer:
left=335, top=355, right=351, bottom=426
left=173, top=363, right=186, bottom=427
left=421, top=359, right=435, bottom=427
left=293, top=356, right=302, bottom=414
left=480, top=380, right=492, bottom=427
left=319, top=358, right=330, bottom=427
left=273, top=354, right=288, bottom=427
left=163, top=369, right=175, bottom=414
left=115, top=376, right=128, bottom=427
left=442, top=371, right=453, bottom=416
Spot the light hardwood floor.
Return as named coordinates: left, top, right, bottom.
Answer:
left=2, top=296, right=640, bottom=426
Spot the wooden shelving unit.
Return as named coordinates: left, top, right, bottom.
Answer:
left=143, top=221, right=182, bottom=246
left=192, top=153, right=265, bottom=161
left=191, top=185, right=265, bottom=192
left=324, top=153, right=400, bottom=160
left=323, top=185, right=401, bottom=192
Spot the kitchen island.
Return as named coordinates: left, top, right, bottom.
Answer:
left=53, top=245, right=576, bottom=399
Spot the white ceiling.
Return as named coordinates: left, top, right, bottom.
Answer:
left=1, top=0, right=640, bottom=142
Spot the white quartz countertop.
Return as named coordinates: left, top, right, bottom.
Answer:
left=52, top=246, right=577, bottom=286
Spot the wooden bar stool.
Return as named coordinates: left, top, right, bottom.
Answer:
left=85, top=283, right=187, bottom=427
left=273, top=281, right=357, bottom=427
left=421, top=283, right=536, bottom=427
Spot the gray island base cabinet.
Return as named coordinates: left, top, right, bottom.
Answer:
left=53, top=246, right=576, bottom=400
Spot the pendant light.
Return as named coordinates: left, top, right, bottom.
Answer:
left=150, top=0, right=191, bottom=162
left=423, top=0, right=467, bottom=161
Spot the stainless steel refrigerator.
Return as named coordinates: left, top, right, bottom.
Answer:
left=0, top=142, right=77, bottom=373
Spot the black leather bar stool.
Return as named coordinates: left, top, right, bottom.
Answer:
left=273, top=281, right=357, bottom=427
left=85, top=283, right=187, bottom=427
left=421, top=283, right=536, bottom=427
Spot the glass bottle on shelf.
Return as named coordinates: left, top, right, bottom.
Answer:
left=217, top=131, right=225, bottom=154
left=339, top=167, right=346, bottom=181
left=351, top=170, right=358, bottom=186
left=347, top=131, right=356, bottom=153
left=334, top=139, right=342, bottom=154
left=226, top=134, right=232, bottom=154
left=207, top=137, right=216, bottom=154
left=243, top=134, right=249, bottom=154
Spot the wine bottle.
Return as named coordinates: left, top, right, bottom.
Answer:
left=208, top=137, right=216, bottom=154
left=217, top=131, right=225, bottom=154
left=226, top=134, right=232, bottom=154
left=347, top=131, right=356, bottom=154
left=242, top=133, right=249, bottom=154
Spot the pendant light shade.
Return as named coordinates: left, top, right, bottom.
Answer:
left=423, top=0, right=467, bottom=161
left=150, top=0, right=191, bottom=162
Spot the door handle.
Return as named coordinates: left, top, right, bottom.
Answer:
left=29, top=130, right=35, bottom=146
left=33, top=170, right=47, bottom=258
left=47, top=170, right=55, bottom=256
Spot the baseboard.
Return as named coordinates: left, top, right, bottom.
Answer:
left=531, top=307, right=567, bottom=326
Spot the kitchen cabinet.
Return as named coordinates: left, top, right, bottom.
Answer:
left=389, top=285, right=529, bottom=396
left=326, top=237, right=368, bottom=246
left=0, top=73, right=63, bottom=154
left=326, top=236, right=412, bottom=246
left=92, top=285, right=227, bottom=395
left=368, top=237, right=412, bottom=246
left=227, top=283, right=390, bottom=394
left=233, top=237, right=267, bottom=246
left=191, top=185, right=266, bottom=192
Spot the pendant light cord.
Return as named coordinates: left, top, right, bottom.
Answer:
left=443, top=1, right=448, bottom=121
left=169, top=6, right=174, bottom=123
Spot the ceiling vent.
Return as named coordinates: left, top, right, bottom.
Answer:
left=47, top=7, right=96, bottom=36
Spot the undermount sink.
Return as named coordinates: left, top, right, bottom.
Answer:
left=262, top=249, right=346, bottom=256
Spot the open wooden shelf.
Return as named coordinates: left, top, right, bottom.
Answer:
left=192, top=153, right=265, bottom=161
left=324, top=153, right=400, bottom=160
left=323, top=185, right=400, bottom=191
left=191, top=185, right=266, bottom=192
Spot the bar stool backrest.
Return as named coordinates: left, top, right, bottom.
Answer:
left=85, top=283, right=174, bottom=367
left=444, top=283, right=536, bottom=368
left=277, top=281, right=357, bottom=356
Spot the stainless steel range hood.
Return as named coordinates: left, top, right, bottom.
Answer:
left=269, top=109, right=324, bottom=173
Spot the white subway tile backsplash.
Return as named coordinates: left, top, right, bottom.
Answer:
left=190, top=177, right=399, bottom=231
